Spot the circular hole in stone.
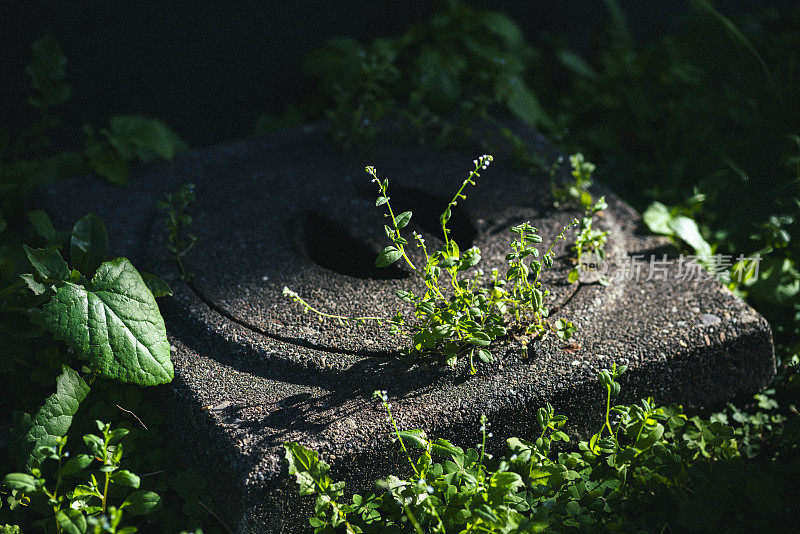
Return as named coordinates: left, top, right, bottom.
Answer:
left=357, top=184, right=477, bottom=248
left=302, top=211, right=408, bottom=280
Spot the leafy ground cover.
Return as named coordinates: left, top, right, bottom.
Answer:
left=272, top=0, right=800, bottom=531
left=2, top=1, right=799, bottom=532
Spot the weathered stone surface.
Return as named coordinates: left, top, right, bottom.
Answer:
left=40, top=122, right=774, bottom=532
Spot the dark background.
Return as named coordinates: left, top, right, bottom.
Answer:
left=0, top=1, right=776, bottom=147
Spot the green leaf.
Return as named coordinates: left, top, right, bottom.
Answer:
left=558, top=50, right=598, bottom=80
left=71, top=214, right=107, bottom=276
left=643, top=202, right=711, bottom=258
left=467, top=332, right=491, bottom=347
left=36, top=258, right=173, bottom=385
left=375, top=246, right=403, bottom=268
left=482, top=12, right=524, bottom=45
left=1, top=473, right=37, bottom=493
left=107, top=115, right=186, bottom=161
left=568, top=268, right=579, bottom=284
left=23, top=245, right=69, bottom=281
left=20, top=273, right=48, bottom=296
left=689, top=0, right=773, bottom=86
left=431, top=438, right=463, bottom=458
left=61, top=454, right=93, bottom=476
left=635, top=424, right=665, bottom=452
left=490, top=471, right=524, bottom=493
left=110, top=470, right=140, bottom=488
left=284, top=442, right=331, bottom=496
left=440, top=207, right=451, bottom=226
left=121, top=490, right=162, bottom=515
left=395, top=211, right=412, bottom=229
left=55, top=509, right=87, bottom=534
left=397, top=430, right=429, bottom=450
left=668, top=216, right=711, bottom=258
left=84, top=129, right=130, bottom=184
left=140, top=272, right=173, bottom=297
left=9, top=365, right=89, bottom=469
left=27, top=210, right=56, bottom=244
left=642, top=202, right=673, bottom=235
left=502, top=77, right=553, bottom=130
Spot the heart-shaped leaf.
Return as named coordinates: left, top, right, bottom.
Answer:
left=37, top=258, right=173, bottom=385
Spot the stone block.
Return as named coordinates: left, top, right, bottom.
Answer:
left=39, top=123, right=774, bottom=532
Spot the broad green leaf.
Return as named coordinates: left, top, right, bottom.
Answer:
left=27, top=36, right=67, bottom=87
left=71, top=214, right=107, bottom=276
left=284, top=442, right=330, bottom=496
left=1, top=473, right=37, bottom=492
left=24, top=245, right=69, bottom=281
left=36, top=258, right=173, bottom=385
left=489, top=471, right=524, bottom=493
left=108, top=115, right=187, bottom=161
left=110, top=470, right=140, bottom=488
left=61, top=454, right=93, bottom=476
left=85, top=144, right=130, bottom=185
left=467, top=332, right=491, bottom=346
left=529, top=464, right=566, bottom=487
left=431, top=438, right=463, bottom=458
left=27, top=210, right=56, bottom=244
left=55, top=509, right=87, bottom=534
left=668, top=216, right=711, bottom=258
left=10, top=365, right=89, bottom=469
left=397, top=429, right=429, bottom=450
left=642, top=202, right=672, bottom=235
left=635, top=424, right=665, bottom=452
left=121, top=490, right=162, bottom=515
left=376, top=246, right=403, bottom=268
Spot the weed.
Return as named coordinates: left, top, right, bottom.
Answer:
left=552, top=153, right=595, bottom=210
left=569, top=196, right=609, bottom=284
left=285, top=364, right=796, bottom=532
left=156, top=183, right=198, bottom=281
left=1, top=421, right=161, bottom=533
left=285, top=156, right=578, bottom=372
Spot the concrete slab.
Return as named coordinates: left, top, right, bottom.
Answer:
left=39, top=122, right=774, bottom=532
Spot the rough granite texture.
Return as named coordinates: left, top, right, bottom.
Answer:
left=39, top=122, right=775, bottom=533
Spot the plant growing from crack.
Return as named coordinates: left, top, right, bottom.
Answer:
left=551, top=153, right=595, bottom=210
left=568, top=196, right=609, bottom=284
left=284, top=155, right=578, bottom=373
left=156, top=183, right=197, bottom=281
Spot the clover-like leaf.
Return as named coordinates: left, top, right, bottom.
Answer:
left=36, top=258, right=173, bottom=386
